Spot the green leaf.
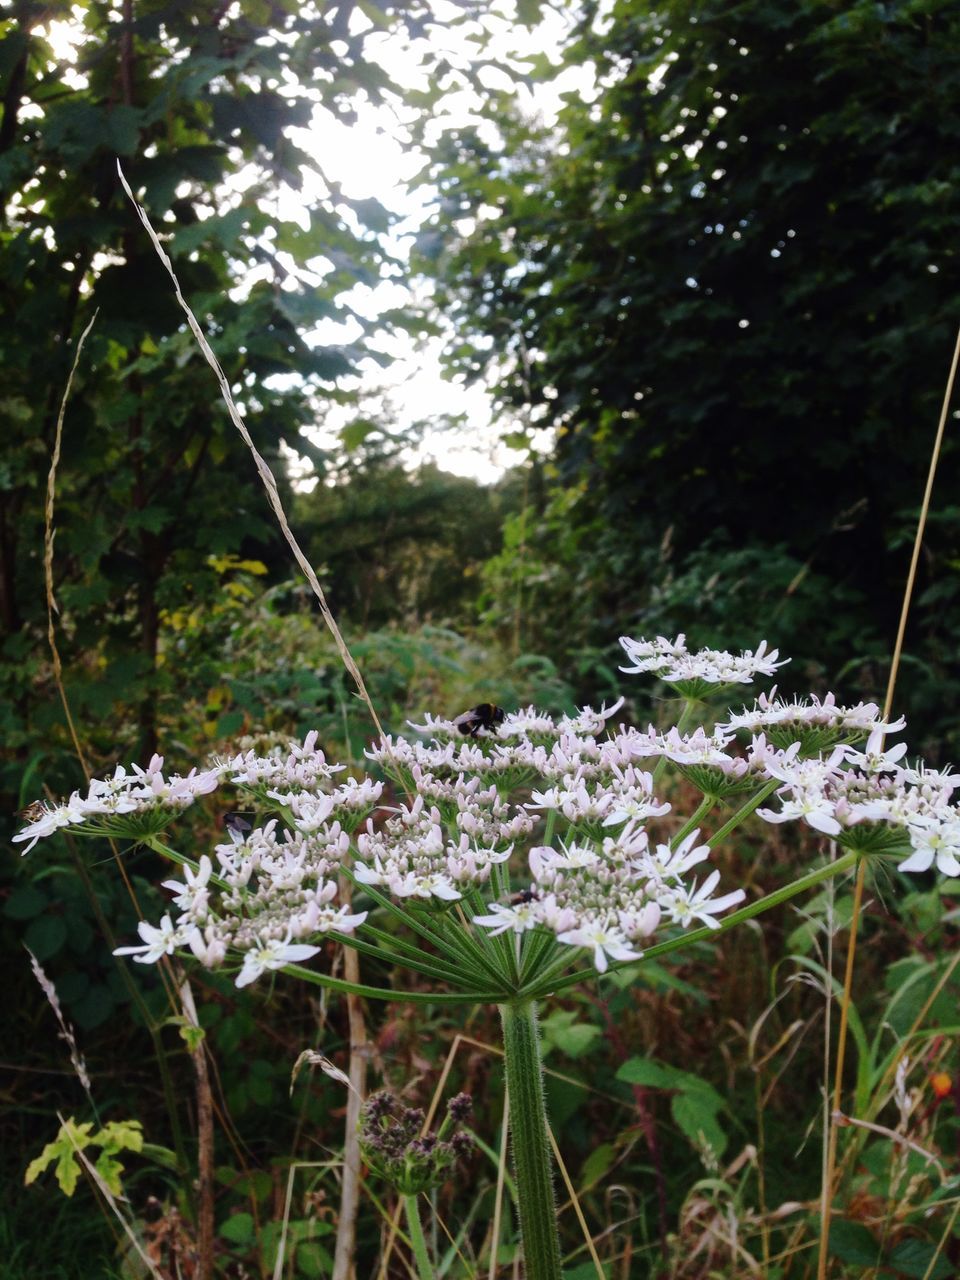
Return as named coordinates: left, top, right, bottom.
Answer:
left=579, top=1142, right=615, bottom=1189
left=828, top=1220, right=882, bottom=1267
left=295, top=1240, right=333, bottom=1278
left=670, top=1091, right=727, bottom=1158
left=94, top=1153, right=126, bottom=1196
left=888, top=1239, right=954, bottom=1279
left=106, top=105, right=143, bottom=156
left=25, top=1120, right=95, bottom=1198
left=140, top=1143, right=180, bottom=1173
left=96, top=1119, right=144, bottom=1156
left=540, top=1008, right=601, bottom=1059
left=5, top=885, right=46, bottom=919
left=220, top=1211, right=256, bottom=1245
left=615, top=1057, right=675, bottom=1089
left=24, top=914, right=68, bottom=962
left=340, top=419, right=382, bottom=452
left=516, top=0, right=543, bottom=27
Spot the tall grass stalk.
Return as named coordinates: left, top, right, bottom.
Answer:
left=817, top=319, right=960, bottom=1279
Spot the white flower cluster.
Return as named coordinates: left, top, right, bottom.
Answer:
left=757, top=730, right=960, bottom=872
left=619, top=633, right=787, bottom=693
left=225, top=729, right=346, bottom=798
left=721, top=689, right=905, bottom=751
left=354, top=789, right=524, bottom=901
left=404, top=700, right=626, bottom=745
left=114, top=753, right=381, bottom=986
left=13, top=755, right=222, bottom=855
left=474, top=829, right=745, bottom=972
left=18, top=635, right=959, bottom=993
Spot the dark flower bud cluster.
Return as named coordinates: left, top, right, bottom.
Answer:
left=359, top=1090, right=474, bottom=1194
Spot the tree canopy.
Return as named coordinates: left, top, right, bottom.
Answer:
left=417, top=0, right=960, bottom=749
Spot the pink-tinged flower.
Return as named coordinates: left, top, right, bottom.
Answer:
left=843, top=729, right=908, bottom=775
left=900, top=820, right=960, bottom=877
left=313, top=904, right=368, bottom=934
left=642, top=830, right=711, bottom=882
left=162, top=855, right=213, bottom=915
left=602, top=791, right=672, bottom=827
left=235, top=934, right=322, bottom=988
left=660, top=871, right=746, bottom=929
left=764, top=746, right=847, bottom=789
left=13, top=795, right=88, bottom=854
left=757, top=791, right=841, bottom=836
left=556, top=923, right=643, bottom=973
left=113, top=914, right=187, bottom=964
left=188, top=928, right=228, bottom=967
left=617, top=901, right=662, bottom=941
left=473, top=902, right=541, bottom=935
left=619, top=634, right=788, bottom=687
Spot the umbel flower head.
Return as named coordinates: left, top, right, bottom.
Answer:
left=619, top=633, right=788, bottom=699
left=15, top=636, right=960, bottom=1001
left=13, top=755, right=222, bottom=855
left=358, top=1090, right=474, bottom=1194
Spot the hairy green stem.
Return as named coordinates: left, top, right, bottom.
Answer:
left=403, top=1194, right=434, bottom=1280
left=499, top=1000, right=562, bottom=1280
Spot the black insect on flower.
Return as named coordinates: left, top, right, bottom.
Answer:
left=453, top=703, right=505, bottom=738
left=222, top=812, right=254, bottom=836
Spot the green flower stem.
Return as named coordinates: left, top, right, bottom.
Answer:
left=499, top=1000, right=563, bottom=1280
left=487, top=864, right=522, bottom=985
left=707, top=777, right=781, bottom=846
left=71, top=850, right=190, bottom=1180
left=354, top=923, right=477, bottom=984
left=671, top=795, right=716, bottom=848
left=520, top=928, right=561, bottom=986
left=518, top=940, right=576, bottom=999
left=434, top=911, right=516, bottom=991
left=326, top=930, right=482, bottom=987
left=144, top=836, right=231, bottom=891
left=542, top=807, right=558, bottom=847
left=282, top=961, right=501, bottom=1006
left=403, top=1193, right=435, bottom=1280
left=351, top=876, right=497, bottom=980
left=652, top=697, right=700, bottom=787
left=533, top=848, right=862, bottom=1000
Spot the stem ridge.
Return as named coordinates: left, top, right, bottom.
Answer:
left=499, top=1000, right=562, bottom=1280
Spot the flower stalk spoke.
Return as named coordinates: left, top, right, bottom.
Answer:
left=327, top=930, right=484, bottom=988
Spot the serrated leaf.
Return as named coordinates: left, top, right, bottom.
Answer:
left=540, top=1008, right=601, bottom=1058
left=25, top=1120, right=94, bottom=1197
left=96, top=1119, right=144, bottom=1156
left=671, top=1091, right=727, bottom=1158
left=94, top=1152, right=125, bottom=1196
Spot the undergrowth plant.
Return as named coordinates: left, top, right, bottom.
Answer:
left=18, top=632, right=959, bottom=1280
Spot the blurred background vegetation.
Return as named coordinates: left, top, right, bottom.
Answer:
left=2, top=0, right=960, bottom=1276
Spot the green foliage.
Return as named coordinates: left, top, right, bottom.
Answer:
left=295, top=451, right=525, bottom=630
left=25, top=1116, right=143, bottom=1198
left=617, top=1057, right=728, bottom=1158
left=0, top=0, right=489, bottom=819
left=418, top=0, right=960, bottom=752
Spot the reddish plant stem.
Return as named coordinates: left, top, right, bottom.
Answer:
left=598, top=999, right=669, bottom=1260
